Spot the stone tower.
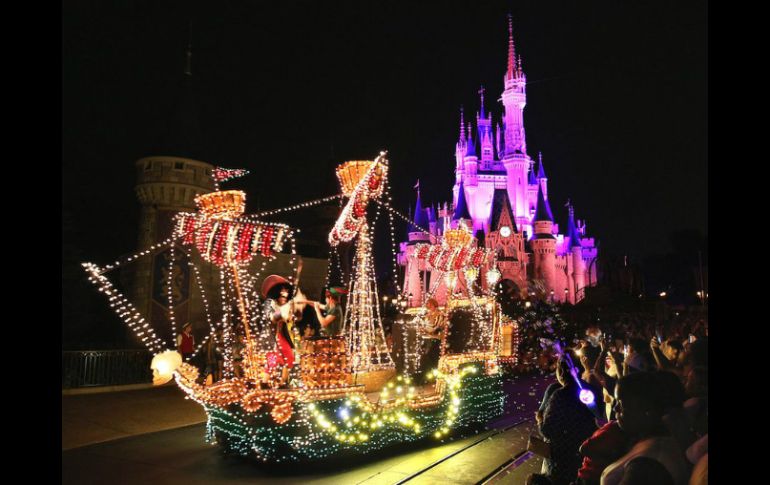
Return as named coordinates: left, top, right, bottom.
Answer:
left=129, top=34, right=217, bottom=343
left=530, top=184, right=557, bottom=295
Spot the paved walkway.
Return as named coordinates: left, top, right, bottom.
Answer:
left=62, top=384, right=206, bottom=450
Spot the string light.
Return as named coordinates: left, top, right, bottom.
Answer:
left=249, top=194, right=344, bottom=219
left=84, top=154, right=512, bottom=464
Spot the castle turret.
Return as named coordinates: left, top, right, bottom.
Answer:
left=530, top=184, right=557, bottom=296
left=403, top=185, right=431, bottom=307
left=501, top=14, right=527, bottom=157
left=537, top=151, right=548, bottom=200
left=500, top=15, right=531, bottom=231
left=567, top=203, right=586, bottom=302
left=132, top=33, right=217, bottom=338
left=464, top=122, right=478, bottom=187
left=455, top=106, right=466, bottom=182
left=477, top=86, right=494, bottom=167
left=452, top=179, right=473, bottom=229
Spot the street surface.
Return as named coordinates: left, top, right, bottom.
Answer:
left=62, top=373, right=553, bottom=484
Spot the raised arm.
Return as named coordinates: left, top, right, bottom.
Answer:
left=314, top=302, right=337, bottom=329
left=649, top=337, right=673, bottom=370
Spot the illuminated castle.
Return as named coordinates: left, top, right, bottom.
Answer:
left=399, top=16, right=598, bottom=305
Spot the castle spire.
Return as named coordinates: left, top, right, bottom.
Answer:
left=412, top=183, right=429, bottom=231
left=506, top=14, right=517, bottom=80
left=465, top=122, right=476, bottom=157
left=453, top=180, right=472, bottom=221
left=537, top=152, right=547, bottom=179
left=478, top=85, right=486, bottom=119
left=528, top=161, right=537, bottom=184
left=567, top=201, right=582, bottom=248
left=459, top=106, right=466, bottom=142
left=533, top=183, right=553, bottom=222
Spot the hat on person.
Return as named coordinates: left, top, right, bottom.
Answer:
left=261, top=275, right=293, bottom=299
left=182, top=322, right=192, bottom=331
left=325, top=287, right=349, bottom=299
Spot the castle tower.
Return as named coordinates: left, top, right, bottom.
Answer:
left=537, top=151, right=548, bottom=201
left=477, top=86, right=494, bottom=168
left=500, top=15, right=531, bottom=232
left=530, top=184, right=557, bottom=296
left=403, top=185, right=431, bottom=307
left=452, top=179, right=473, bottom=229
left=463, top=122, right=478, bottom=188
left=455, top=106, right=467, bottom=182
left=567, top=203, right=586, bottom=303
left=130, top=33, right=217, bottom=340
left=486, top=189, right=528, bottom=296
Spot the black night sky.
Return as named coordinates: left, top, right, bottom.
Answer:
left=63, top=0, right=706, bottom=342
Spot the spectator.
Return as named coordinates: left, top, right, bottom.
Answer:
left=624, top=338, right=654, bottom=374
left=176, top=323, right=195, bottom=362
left=683, top=366, right=708, bottom=438
left=576, top=420, right=630, bottom=485
left=576, top=344, right=606, bottom=421
left=531, top=354, right=597, bottom=485
left=650, top=338, right=683, bottom=374
left=688, top=453, right=707, bottom=485
left=600, top=372, right=689, bottom=485
left=654, top=370, right=696, bottom=452
left=616, top=456, right=675, bottom=485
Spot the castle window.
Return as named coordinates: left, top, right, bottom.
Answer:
left=144, top=161, right=152, bottom=171
left=174, top=162, right=185, bottom=170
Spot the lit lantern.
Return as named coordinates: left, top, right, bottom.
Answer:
left=464, top=267, right=478, bottom=283
left=150, top=350, right=183, bottom=385
left=445, top=272, right=457, bottom=291
left=486, top=268, right=501, bottom=286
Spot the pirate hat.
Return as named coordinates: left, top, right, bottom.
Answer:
left=261, top=275, right=293, bottom=299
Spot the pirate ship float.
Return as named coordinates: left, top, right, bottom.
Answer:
left=84, top=152, right=517, bottom=462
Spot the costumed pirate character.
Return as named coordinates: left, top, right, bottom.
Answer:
left=260, top=261, right=307, bottom=388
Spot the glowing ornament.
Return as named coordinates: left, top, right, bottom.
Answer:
left=444, top=272, right=457, bottom=291
left=464, top=267, right=478, bottom=283
left=579, top=388, right=595, bottom=405
left=194, top=190, right=246, bottom=220
left=151, top=350, right=183, bottom=385
left=486, top=268, right=501, bottom=286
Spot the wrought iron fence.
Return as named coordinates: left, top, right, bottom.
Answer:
left=62, top=350, right=153, bottom=388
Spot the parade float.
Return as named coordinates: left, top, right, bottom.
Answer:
left=83, top=152, right=514, bottom=462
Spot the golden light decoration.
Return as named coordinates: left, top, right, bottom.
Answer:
left=443, top=226, right=473, bottom=249
left=194, top=190, right=246, bottom=219
left=486, top=268, right=502, bottom=286
left=336, top=161, right=385, bottom=197
left=444, top=272, right=457, bottom=291
left=150, top=350, right=183, bottom=385
left=464, top=267, right=479, bottom=283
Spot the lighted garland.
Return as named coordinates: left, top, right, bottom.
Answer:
left=175, top=213, right=291, bottom=267
left=248, top=193, right=344, bottom=219
left=373, top=199, right=432, bottom=237
left=329, top=154, right=388, bottom=246
left=82, top=262, right=166, bottom=353
left=199, top=361, right=504, bottom=462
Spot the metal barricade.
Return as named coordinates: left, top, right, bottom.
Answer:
left=61, top=349, right=153, bottom=388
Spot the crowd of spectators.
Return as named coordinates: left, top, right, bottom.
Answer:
left=525, top=312, right=708, bottom=485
